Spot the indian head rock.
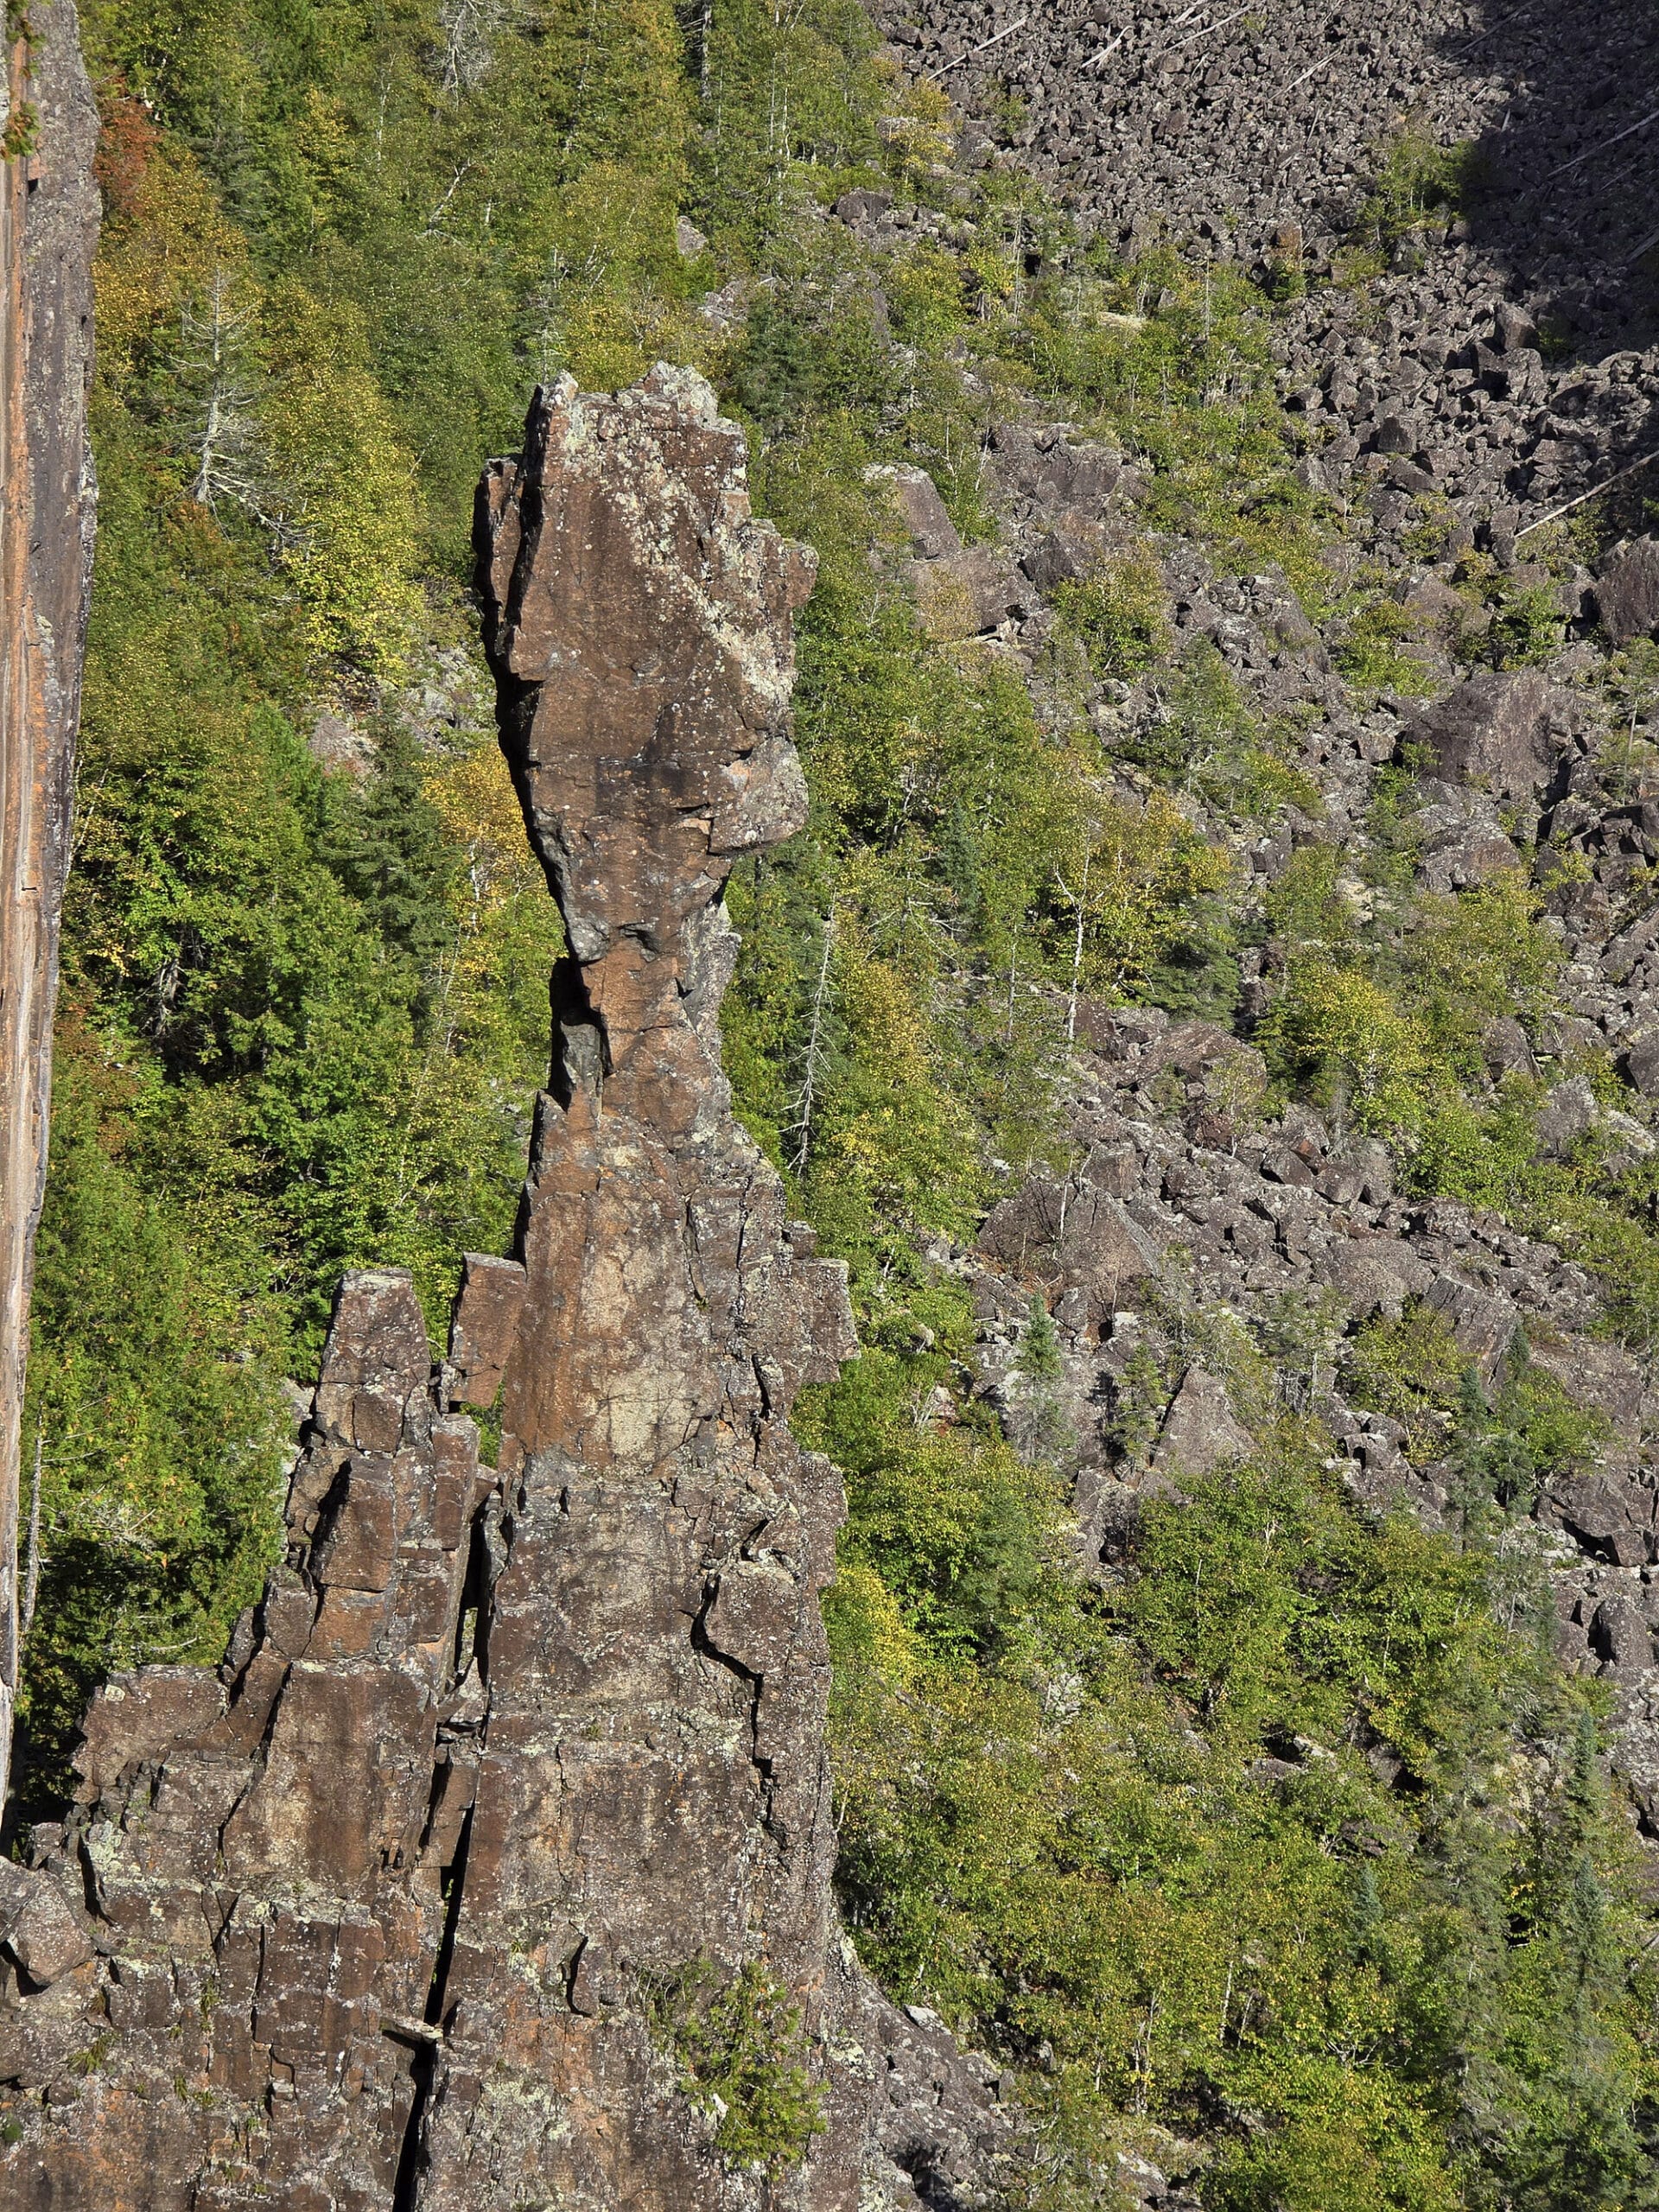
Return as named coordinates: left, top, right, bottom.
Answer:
left=0, top=367, right=1007, bottom=2211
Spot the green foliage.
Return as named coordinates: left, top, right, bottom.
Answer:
left=51, top=9, right=1659, bottom=2209
left=1052, top=553, right=1169, bottom=680
left=798, top=1334, right=1064, bottom=1663
left=1020, top=248, right=1335, bottom=601
left=1333, top=596, right=1438, bottom=705
left=830, top=1452, right=1659, bottom=2207
left=1483, top=582, right=1567, bottom=671
left=1260, top=962, right=1429, bottom=1131
left=22, top=30, right=573, bottom=1764
left=261, top=284, right=424, bottom=675
left=1344, top=131, right=1485, bottom=275
left=1343, top=1301, right=1467, bottom=1464
left=17, top=1045, right=286, bottom=1810
left=1122, top=639, right=1322, bottom=823
left=652, top=1961, right=826, bottom=2175
left=1262, top=867, right=1563, bottom=1166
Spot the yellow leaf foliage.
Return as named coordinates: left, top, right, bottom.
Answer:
left=261, top=284, right=423, bottom=677
left=93, top=137, right=248, bottom=389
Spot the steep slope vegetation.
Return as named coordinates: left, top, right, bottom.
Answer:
left=27, top=1, right=1659, bottom=2205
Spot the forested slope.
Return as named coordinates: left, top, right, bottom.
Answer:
left=28, top=0, right=1659, bottom=2204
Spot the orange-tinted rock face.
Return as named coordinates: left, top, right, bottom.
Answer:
left=0, top=0, right=99, bottom=1815
left=0, top=371, right=1007, bottom=2211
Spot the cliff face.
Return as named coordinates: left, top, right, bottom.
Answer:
left=0, top=0, right=99, bottom=1812
left=0, top=369, right=1007, bottom=2212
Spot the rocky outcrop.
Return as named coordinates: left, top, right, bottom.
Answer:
left=1402, top=669, right=1580, bottom=803
left=0, top=370, right=1008, bottom=2209
left=0, top=0, right=98, bottom=1814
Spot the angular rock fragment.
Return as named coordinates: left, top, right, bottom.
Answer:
left=979, top=1173, right=1163, bottom=1315
left=1625, top=1031, right=1659, bottom=1096
left=1550, top=1469, right=1655, bottom=1567
left=867, top=461, right=963, bottom=558
left=1587, top=1590, right=1656, bottom=1676
left=445, top=1251, right=527, bottom=1408
left=1483, top=1016, right=1539, bottom=1080
left=1150, top=1367, right=1254, bottom=1477
left=1525, top=1331, right=1643, bottom=1439
left=1596, top=537, right=1659, bottom=645
left=912, top=544, right=1026, bottom=638
left=0, top=1866, right=92, bottom=1990
left=1423, top=1274, right=1521, bottom=1384
left=1535, top=1075, right=1599, bottom=1158
left=1401, top=669, right=1579, bottom=801
left=1319, top=1239, right=1433, bottom=1321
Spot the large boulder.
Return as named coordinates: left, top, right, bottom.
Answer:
left=867, top=461, right=963, bottom=559
left=0, top=1863, right=92, bottom=1989
left=1550, top=1466, right=1655, bottom=1565
left=1595, top=537, right=1659, bottom=645
left=1526, top=1331, right=1644, bottom=1440
left=1319, top=1237, right=1433, bottom=1320
left=1401, top=669, right=1580, bottom=800
left=1535, top=1076, right=1598, bottom=1158
left=912, top=545, right=1027, bottom=638
left=1423, top=1273, right=1521, bottom=1383
left=979, top=1173, right=1162, bottom=1315
left=1150, top=1367, right=1255, bottom=1478
left=1626, top=1031, right=1659, bottom=1097
left=1586, top=1590, right=1656, bottom=1677
left=1483, top=1015, right=1539, bottom=1080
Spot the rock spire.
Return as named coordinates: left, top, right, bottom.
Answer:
left=0, top=369, right=1005, bottom=2211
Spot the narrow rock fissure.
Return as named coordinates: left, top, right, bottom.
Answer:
left=424, top=1802, right=474, bottom=2029
left=390, top=1794, right=476, bottom=2212
left=389, top=2040, right=436, bottom=2212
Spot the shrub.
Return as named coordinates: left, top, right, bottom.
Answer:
left=652, top=1961, right=826, bottom=2175
left=1333, top=596, right=1437, bottom=704
left=1052, top=553, right=1170, bottom=680
left=1258, top=965, right=1428, bottom=1132
left=1347, top=130, right=1484, bottom=269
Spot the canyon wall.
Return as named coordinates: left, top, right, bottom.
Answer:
left=0, top=369, right=1007, bottom=2212
left=0, top=0, right=98, bottom=1815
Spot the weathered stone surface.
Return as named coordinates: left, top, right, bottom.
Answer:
left=1482, top=1015, right=1539, bottom=1080
left=0, top=1864, right=92, bottom=1988
left=0, top=370, right=1005, bottom=2209
left=1150, top=1367, right=1254, bottom=1477
left=867, top=461, right=962, bottom=558
left=1526, top=1332, right=1644, bottom=1440
left=979, top=1173, right=1163, bottom=1315
left=912, top=545, right=1025, bottom=638
left=1424, top=1273, right=1522, bottom=1384
left=1402, top=670, right=1577, bottom=800
left=445, top=1252, right=527, bottom=1408
left=0, top=1266, right=474, bottom=2198
left=1549, top=1469, right=1655, bottom=1567
left=1535, top=1075, right=1598, bottom=1158
left=1596, top=537, right=1659, bottom=645
left=1587, top=1589, right=1656, bottom=1677
left=1626, top=1031, right=1659, bottom=1097
left=1318, top=1238, right=1433, bottom=1320
left=0, top=0, right=99, bottom=1814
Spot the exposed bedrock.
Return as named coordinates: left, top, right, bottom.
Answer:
left=0, top=370, right=1008, bottom=2209
left=0, top=0, right=99, bottom=1817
